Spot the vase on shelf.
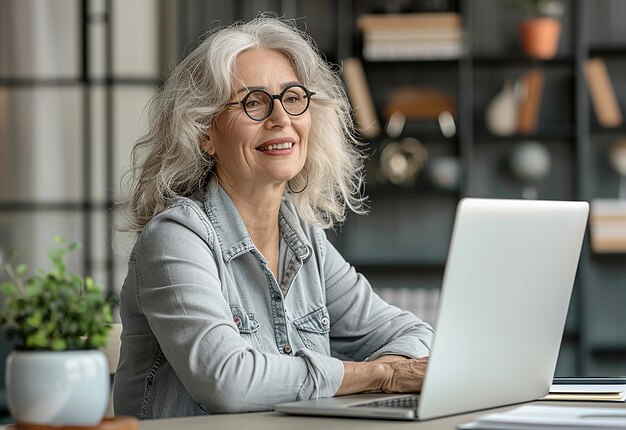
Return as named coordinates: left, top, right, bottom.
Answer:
left=519, top=17, right=561, bottom=59
left=517, top=0, right=564, bottom=59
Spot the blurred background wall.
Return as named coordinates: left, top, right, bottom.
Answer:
left=1, top=0, right=626, bottom=415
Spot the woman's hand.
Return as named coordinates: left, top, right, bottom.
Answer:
left=379, top=357, right=429, bottom=393
left=335, top=356, right=429, bottom=396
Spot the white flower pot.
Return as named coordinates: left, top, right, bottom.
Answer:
left=6, top=350, right=110, bottom=426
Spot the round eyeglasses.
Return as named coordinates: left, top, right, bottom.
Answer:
left=225, top=84, right=316, bottom=121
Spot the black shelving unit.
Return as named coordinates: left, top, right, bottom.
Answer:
left=174, top=0, right=626, bottom=376
left=328, top=0, right=626, bottom=376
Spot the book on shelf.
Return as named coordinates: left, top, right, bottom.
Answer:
left=584, top=57, right=623, bottom=128
left=342, top=57, right=380, bottom=139
left=363, top=28, right=462, bottom=43
left=383, top=86, right=455, bottom=120
left=590, top=199, right=626, bottom=253
left=363, top=42, right=463, bottom=61
left=590, top=199, right=626, bottom=221
left=459, top=405, right=626, bottom=429
left=590, top=236, right=626, bottom=253
left=517, top=69, right=545, bottom=134
left=357, top=13, right=461, bottom=31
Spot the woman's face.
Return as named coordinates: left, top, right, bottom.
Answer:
left=206, top=49, right=311, bottom=192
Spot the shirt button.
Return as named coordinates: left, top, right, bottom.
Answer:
left=273, top=295, right=282, bottom=302
left=283, top=344, right=292, bottom=354
left=321, top=317, right=329, bottom=326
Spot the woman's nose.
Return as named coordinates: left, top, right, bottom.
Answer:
left=265, top=98, right=291, bottom=127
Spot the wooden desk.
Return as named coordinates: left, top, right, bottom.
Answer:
left=134, top=401, right=626, bottom=430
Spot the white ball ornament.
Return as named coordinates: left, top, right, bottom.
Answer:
left=509, top=141, right=552, bottom=183
left=609, top=139, right=626, bottom=177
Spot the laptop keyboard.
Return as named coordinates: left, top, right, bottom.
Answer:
left=351, top=395, right=420, bottom=409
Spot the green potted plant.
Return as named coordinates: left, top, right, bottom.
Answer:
left=517, top=0, right=565, bottom=59
left=1, top=237, right=116, bottom=426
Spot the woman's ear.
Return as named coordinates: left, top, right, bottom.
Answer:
left=202, top=131, right=216, bottom=156
left=204, top=144, right=216, bottom=156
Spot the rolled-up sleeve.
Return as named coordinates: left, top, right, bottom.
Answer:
left=134, top=206, right=344, bottom=413
left=295, top=349, right=344, bottom=399
left=322, top=233, right=434, bottom=363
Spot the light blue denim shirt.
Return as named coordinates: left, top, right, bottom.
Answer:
left=114, top=175, right=434, bottom=419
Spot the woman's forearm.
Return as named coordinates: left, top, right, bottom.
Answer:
left=335, top=357, right=430, bottom=396
left=373, top=354, right=410, bottom=363
left=335, top=361, right=387, bottom=396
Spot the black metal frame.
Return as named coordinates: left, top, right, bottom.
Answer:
left=0, top=0, right=161, bottom=297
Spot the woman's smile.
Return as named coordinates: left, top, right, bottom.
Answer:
left=256, top=137, right=296, bottom=155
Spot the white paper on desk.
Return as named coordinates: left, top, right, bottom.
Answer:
left=458, top=405, right=626, bottom=429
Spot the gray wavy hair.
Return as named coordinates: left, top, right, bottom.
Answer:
left=121, top=15, right=366, bottom=232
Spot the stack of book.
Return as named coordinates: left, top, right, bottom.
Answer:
left=357, top=13, right=463, bottom=61
left=546, top=377, right=626, bottom=402
left=590, top=199, right=626, bottom=253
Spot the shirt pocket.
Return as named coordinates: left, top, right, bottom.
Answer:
left=230, top=305, right=264, bottom=352
left=293, top=305, right=331, bottom=355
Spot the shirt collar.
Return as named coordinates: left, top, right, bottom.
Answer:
left=201, top=175, right=311, bottom=263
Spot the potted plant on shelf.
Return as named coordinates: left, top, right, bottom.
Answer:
left=518, top=0, right=565, bottom=59
left=1, top=237, right=116, bottom=426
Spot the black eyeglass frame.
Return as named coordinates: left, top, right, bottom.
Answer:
left=225, top=84, right=316, bottom=121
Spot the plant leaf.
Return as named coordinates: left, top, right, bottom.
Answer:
left=50, top=338, right=67, bottom=351
left=1, top=237, right=113, bottom=351
left=15, top=264, right=28, bottom=276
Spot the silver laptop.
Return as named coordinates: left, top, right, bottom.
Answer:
left=276, top=198, right=589, bottom=420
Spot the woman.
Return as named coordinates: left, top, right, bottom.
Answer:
left=114, top=16, right=433, bottom=419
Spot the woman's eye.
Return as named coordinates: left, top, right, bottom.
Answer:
left=245, top=100, right=260, bottom=108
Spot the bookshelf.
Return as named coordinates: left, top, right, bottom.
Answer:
left=174, top=0, right=626, bottom=376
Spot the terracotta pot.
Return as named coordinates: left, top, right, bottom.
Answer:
left=519, top=18, right=561, bottom=59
